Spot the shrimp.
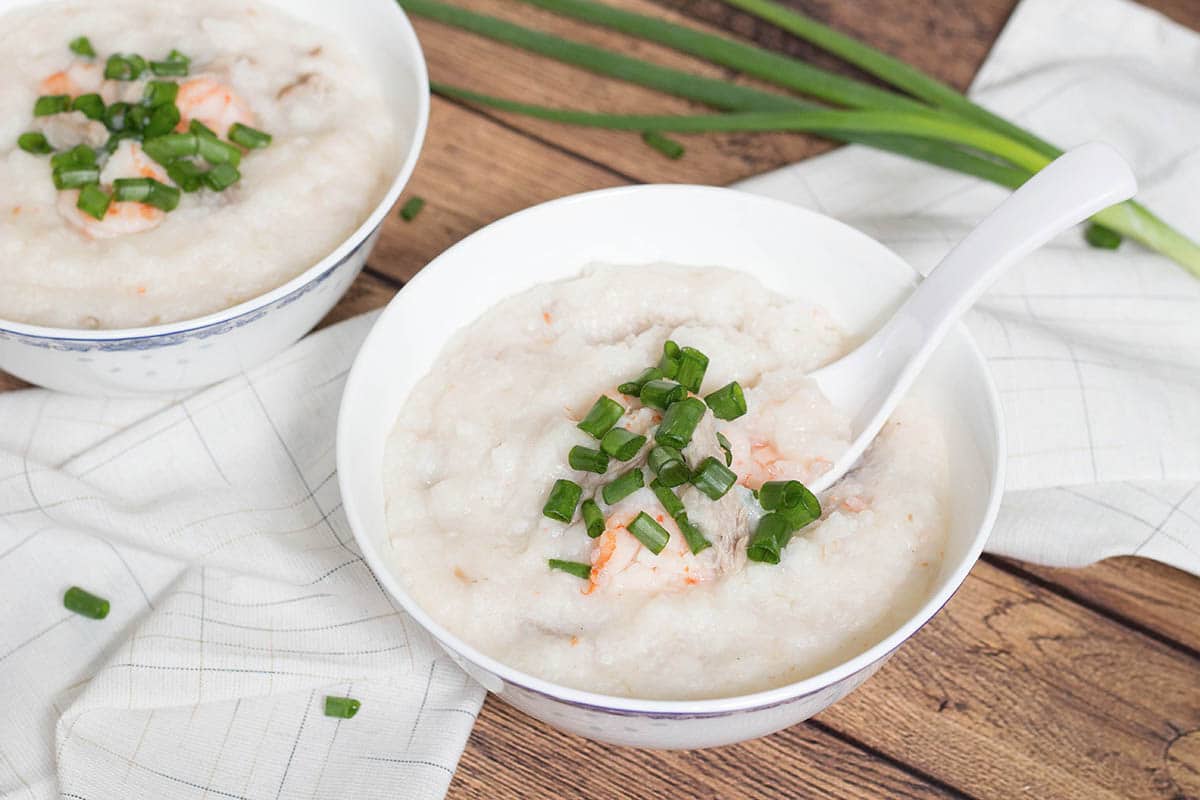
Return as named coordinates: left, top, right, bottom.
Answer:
left=57, top=141, right=169, bottom=239
left=584, top=517, right=718, bottom=595
left=39, top=62, right=108, bottom=99
left=719, top=429, right=834, bottom=490
left=174, top=76, right=254, bottom=137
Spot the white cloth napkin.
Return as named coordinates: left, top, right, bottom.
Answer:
left=2, top=0, right=1199, bottom=797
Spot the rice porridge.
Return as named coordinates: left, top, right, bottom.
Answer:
left=383, top=264, right=949, bottom=700
left=0, top=0, right=396, bottom=329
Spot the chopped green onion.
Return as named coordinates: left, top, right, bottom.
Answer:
left=102, top=101, right=131, bottom=132
left=68, top=36, right=96, bottom=58
left=76, top=184, right=111, bottom=220
left=641, top=130, right=685, bottom=159
left=34, top=94, right=70, bottom=116
left=323, top=696, right=361, bottom=719
left=674, top=346, right=708, bottom=393
left=165, top=48, right=190, bottom=65
left=63, top=585, right=109, bottom=619
left=577, top=395, right=624, bottom=438
left=123, top=104, right=148, bottom=132
left=51, top=145, right=95, bottom=170
left=627, top=511, right=669, bottom=554
left=104, top=54, right=143, bottom=80
left=639, top=379, right=686, bottom=410
left=52, top=166, right=99, bottom=190
left=17, top=132, right=53, bottom=154
left=113, top=177, right=181, bottom=211
left=647, top=445, right=690, bottom=488
left=658, top=340, right=681, bottom=378
left=677, top=514, right=712, bottom=554
left=548, top=558, right=593, bottom=579
left=400, top=196, right=426, bottom=221
left=197, top=135, right=242, bottom=166
left=1085, top=222, right=1122, bottom=250
left=149, top=59, right=189, bottom=77
left=601, top=467, right=643, bottom=505
left=758, top=479, right=821, bottom=530
left=581, top=498, right=605, bottom=538
left=705, top=381, right=747, bottom=420
left=189, top=119, right=218, bottom=139
left=655, top=396, right=705, bottom=450
left=70, top=92, right=105, bottom=120
left=228, top=122, right=272, bottom=149
left=166, top=159, right=205, bottom=192
left=543, top=478, right=582, bottom=522
left=649, top=478, right=685, bottom=519
left=203, top=162, right=241, bottom=192
left=690, top=456, right=737, bottom=500
left=746, top=512, right=793, bottom=564
left=600, top=427, right=646, bottom=461
left=617, top=366, right=662, bottom=395
left=716, top=432, right=733, bottom=466
left=102, top=131, right=139, bottom=155
left=142, top=133, right=199, bottom=163
left=142, top=103, right=181, bottom=138
left=568, top=445, right=610, bottom=474
left=143, top=80, right=179, bottom=108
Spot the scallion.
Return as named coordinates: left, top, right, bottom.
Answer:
left=658, top=340, right=681, bottom=378
left=323, top=696, right=361, bottom=719
left=52, top=166, right=99, bottom=190
left=577, top=395, right=624, bottom=439
left=104, top=54, right=143, bottom=81
left=647, top=445, right=690, bottom=488
left=123, top=104, right=148, bottom=132
left=17, top=132, right=53, bottom=154
left=166, top=159, right=205, bottom=192
left=639, top=378, right=686, bottom=410
left=654, top=396, right=705, bottom=450
left=581, top=498, right=605, bottom=538
left=143, top=80, right=179, bottom=108
left=63, top=585, right=109, bottom=619
left=601, top=467, right=643, bottom=505
left=189, top=119, right=218, bottom=139
left=1085, top=223, right=1122, bottom=250
left=649, top=478, right=685, bottom=519
left=617, top=366, right=662, bottom=395
left=716, top=431, right=733, bottom=466
left=600, top=427, right=646, bottom=461
left=228, top=122, right=272, bottom=149
left=758, top=479, right=821, bottom=530
left=568, top=445, right=610, bottom=474
left=149, top=59, right=189, bottom=77
left=746, top=511, right=793, bottom=564
left=197, top=135, right=242, bottom=166
left=690, top=456, right=737, bottom=500
left=627, top=511, right=669, bottom=554
left=68, top=36, right=95, bottom=58
left=102, top=101, right=131, bottom=132
left=705, top=381, right=747, bottom=420
left=543, top=478, right=582, bottom=522
left=400, top=195, right=426, bottom=221
left=677, top=514, right=712, bottom=554
left=34, top=94, right=70, bottom=116
left=50, top=145, right=95, bottom=170
left=642, top=130, right=684, bottom=159
left=69, top=92, right=105, bottom=121
left=142, top=133, right=198, bottom=163
left=142, top=103, right=181, bottom=139
left=674, top=346, right=708, bottom=393
left=203, top=162, right=241, bottom=192
left=548, top=558, right=593, bottom=579
left=113, top=177, right=181, bottom=211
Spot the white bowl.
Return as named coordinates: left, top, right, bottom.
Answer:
left=338, top=185, right=1005, bottom=749
left=0, top=0, right=428, bottom=394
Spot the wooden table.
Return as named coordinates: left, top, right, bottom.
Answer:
left=6, top=1, right=1199, bottom=797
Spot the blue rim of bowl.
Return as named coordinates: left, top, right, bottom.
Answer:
left=339, top=184, right=1009, bottom=719
left=0, top=0, right=430, bottom=349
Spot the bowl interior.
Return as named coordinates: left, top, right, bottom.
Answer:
left=338, top=184, right=1003, bottom=712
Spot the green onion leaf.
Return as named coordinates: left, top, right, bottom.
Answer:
left=203, top=162, right=241, bottom=192
left=581, top=498, right=606, bottom=538
left=658, top=340, right=681, bottom=378
left=142, top=133, right=198, bottom=163
left=63, top=585, right=109, bottom=618
left=647, top=445, right=690, bottom=488
left=617, top=366, right=662, bottom=396
left=124, top=104, right=149, bottom=132
left=50, top=144, right=96, bottom=170
left=103, top=53, right=146, bottom=80
left=34, top=94, right=71, bottom=116
left=400, top=196, right=426, bottom=221
left=601, top=467, right=643, bottom=505
left=716, top=432, right=733, bottom=466
left=197, top=135, right=242, bottom=166
left=577, top=395, right=624, bottom=439
left=543, top=478, right=582, bottom=522
left=323, top=696, right=361, bottom=719
left=642, top=130, right=684, bottom=159
left=649, top=478, right=685, bottom=519
left=548, top=558, right=592, bottom=579
left=677, top=514, right=712, bottom=554
left=639, top=379, right=686, bottom=411
left=189, top=119, right=218, bottom=139
left=166, top=159, right=205, bottom=193
left=149, top=59, right=189, bottom=77
left=654, top=396, right=706, bottom=451
left=68, top=36, right=96, bottom=58
left=1084, top=222, right=1122, bottom=250
left=165, top=48, right=191, bottom=65
left=600, top=427, right=646, bottom=461
left=142, top=103, right=181, bottom=138
left=69, top=93, right=105, bottom=120
left=746, top=511, right=792, bottom=564
left=17, top=132, right=53, bottom=154
left=627, top=511, right=670, bottom=554
left=690, top=456, right=737, bottom=500
left=758, top=479, right=821, bottom=530
left=705, top=381, right=747, bottom=420
left=113, top=177, right=181, bottom=211
left=76, top=184, right=111, bottom=220
left=52, top=166, right=100, bottom=190
left=228, top=122, right=272, bottom=149
left=568, top=445, right=610, bottom=474
left=674, top=346, right=708, bottom=393
left=143, top=80, right=179, bottom=108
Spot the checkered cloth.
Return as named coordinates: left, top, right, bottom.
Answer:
left=1, top=0, right=1197, bottom=797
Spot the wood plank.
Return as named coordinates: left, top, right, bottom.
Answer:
left=449, top=696, right=962, bottom=800
left=815, top=560, right=1200, bottom=800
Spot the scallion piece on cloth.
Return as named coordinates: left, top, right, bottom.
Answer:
left=642, top=130, right=684, bottom=159
left=113, top=177, right=180, bottom=211
left=746, top=511, right=793, bottom=564
left=150, top=59, right=189, bottom=77
left=649, top=478, right=685, bottom=519
left=758, top=479, right=821, bottom=530
left=51, top=145, right=96, bottom=170
left=690, top=456, right=737, bottom=500
left=601, top=467, right=643, bottom=505
left=658, top=340, right=681, bottom=378
left=548, top=558, right=592, bottom=579
left=323, top=696, right=361, bottom=719
left=568, top=445, right=610, bottom=474
left=142, top=103, right=182, bottom=139
left=543, top=478, right=582, bottom=522
left=581, top=498, right=605, bottom=538
left=617, top=366, right=662, bottom=396
left=63, top=585, right=109, bottom=619
left=600, top=427, right=646, bottom=461
left=76, top=184, right=111, bottom=220
left=228, top=122, right=272, bottom=149
left=716, top=432, right=733, bottom=466
left=400, top=196, right=426, bottom=221
left=674, top=346, right=708, bottom=393
left=676, top=513, right=712, bottom=554
left=68, top=36, right=95, bottom=58
left=627, top=511, right=669, bottom=554
left=705, top=381, right=747, bottom=420
left=197, top=135, right=242, bottom=166
left=71, top=93, right=105, bottom=120
left=655, top=397, right=705, bottom=450
left=166, top=159, right=205, bottom=193
left=647, top=445, right=689, bottom=487
left=52, top=166, right=100, bottom=190
left=639, top=379, right=686, bottom=411
left=203, top=162, right=241, bottom=192
left=34, top=94, right=70, bottom=116
left=577, top=395, right=624, bottom=438
left=17, top=132, right=53, bottom=154
left=1085, top=222, right=1122, bottom=250
left=142, top=133, right=198, bottom=162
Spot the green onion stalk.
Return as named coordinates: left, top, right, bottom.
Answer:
left=400, top=0, right=1200, bottom=278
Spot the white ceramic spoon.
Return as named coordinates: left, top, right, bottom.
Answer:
left=804, top=142, right=1137, bottom=494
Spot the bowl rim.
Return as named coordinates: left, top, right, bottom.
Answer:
left=338, top=183, right=1007, bottom=715
left=0, top=0, right=429, bottom=342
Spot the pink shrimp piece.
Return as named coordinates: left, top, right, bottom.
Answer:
left=173, top=76, right=254, bottom=137
left=57, top=141, right=169, bottom=239
left=40, top=62, right=107, bottom=99
left=584, top=515, right=715, bottom=595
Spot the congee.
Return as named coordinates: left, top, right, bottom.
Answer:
left=0, top=0, right=395, bottom=329
left=384, top=265, right=949, bottom=700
